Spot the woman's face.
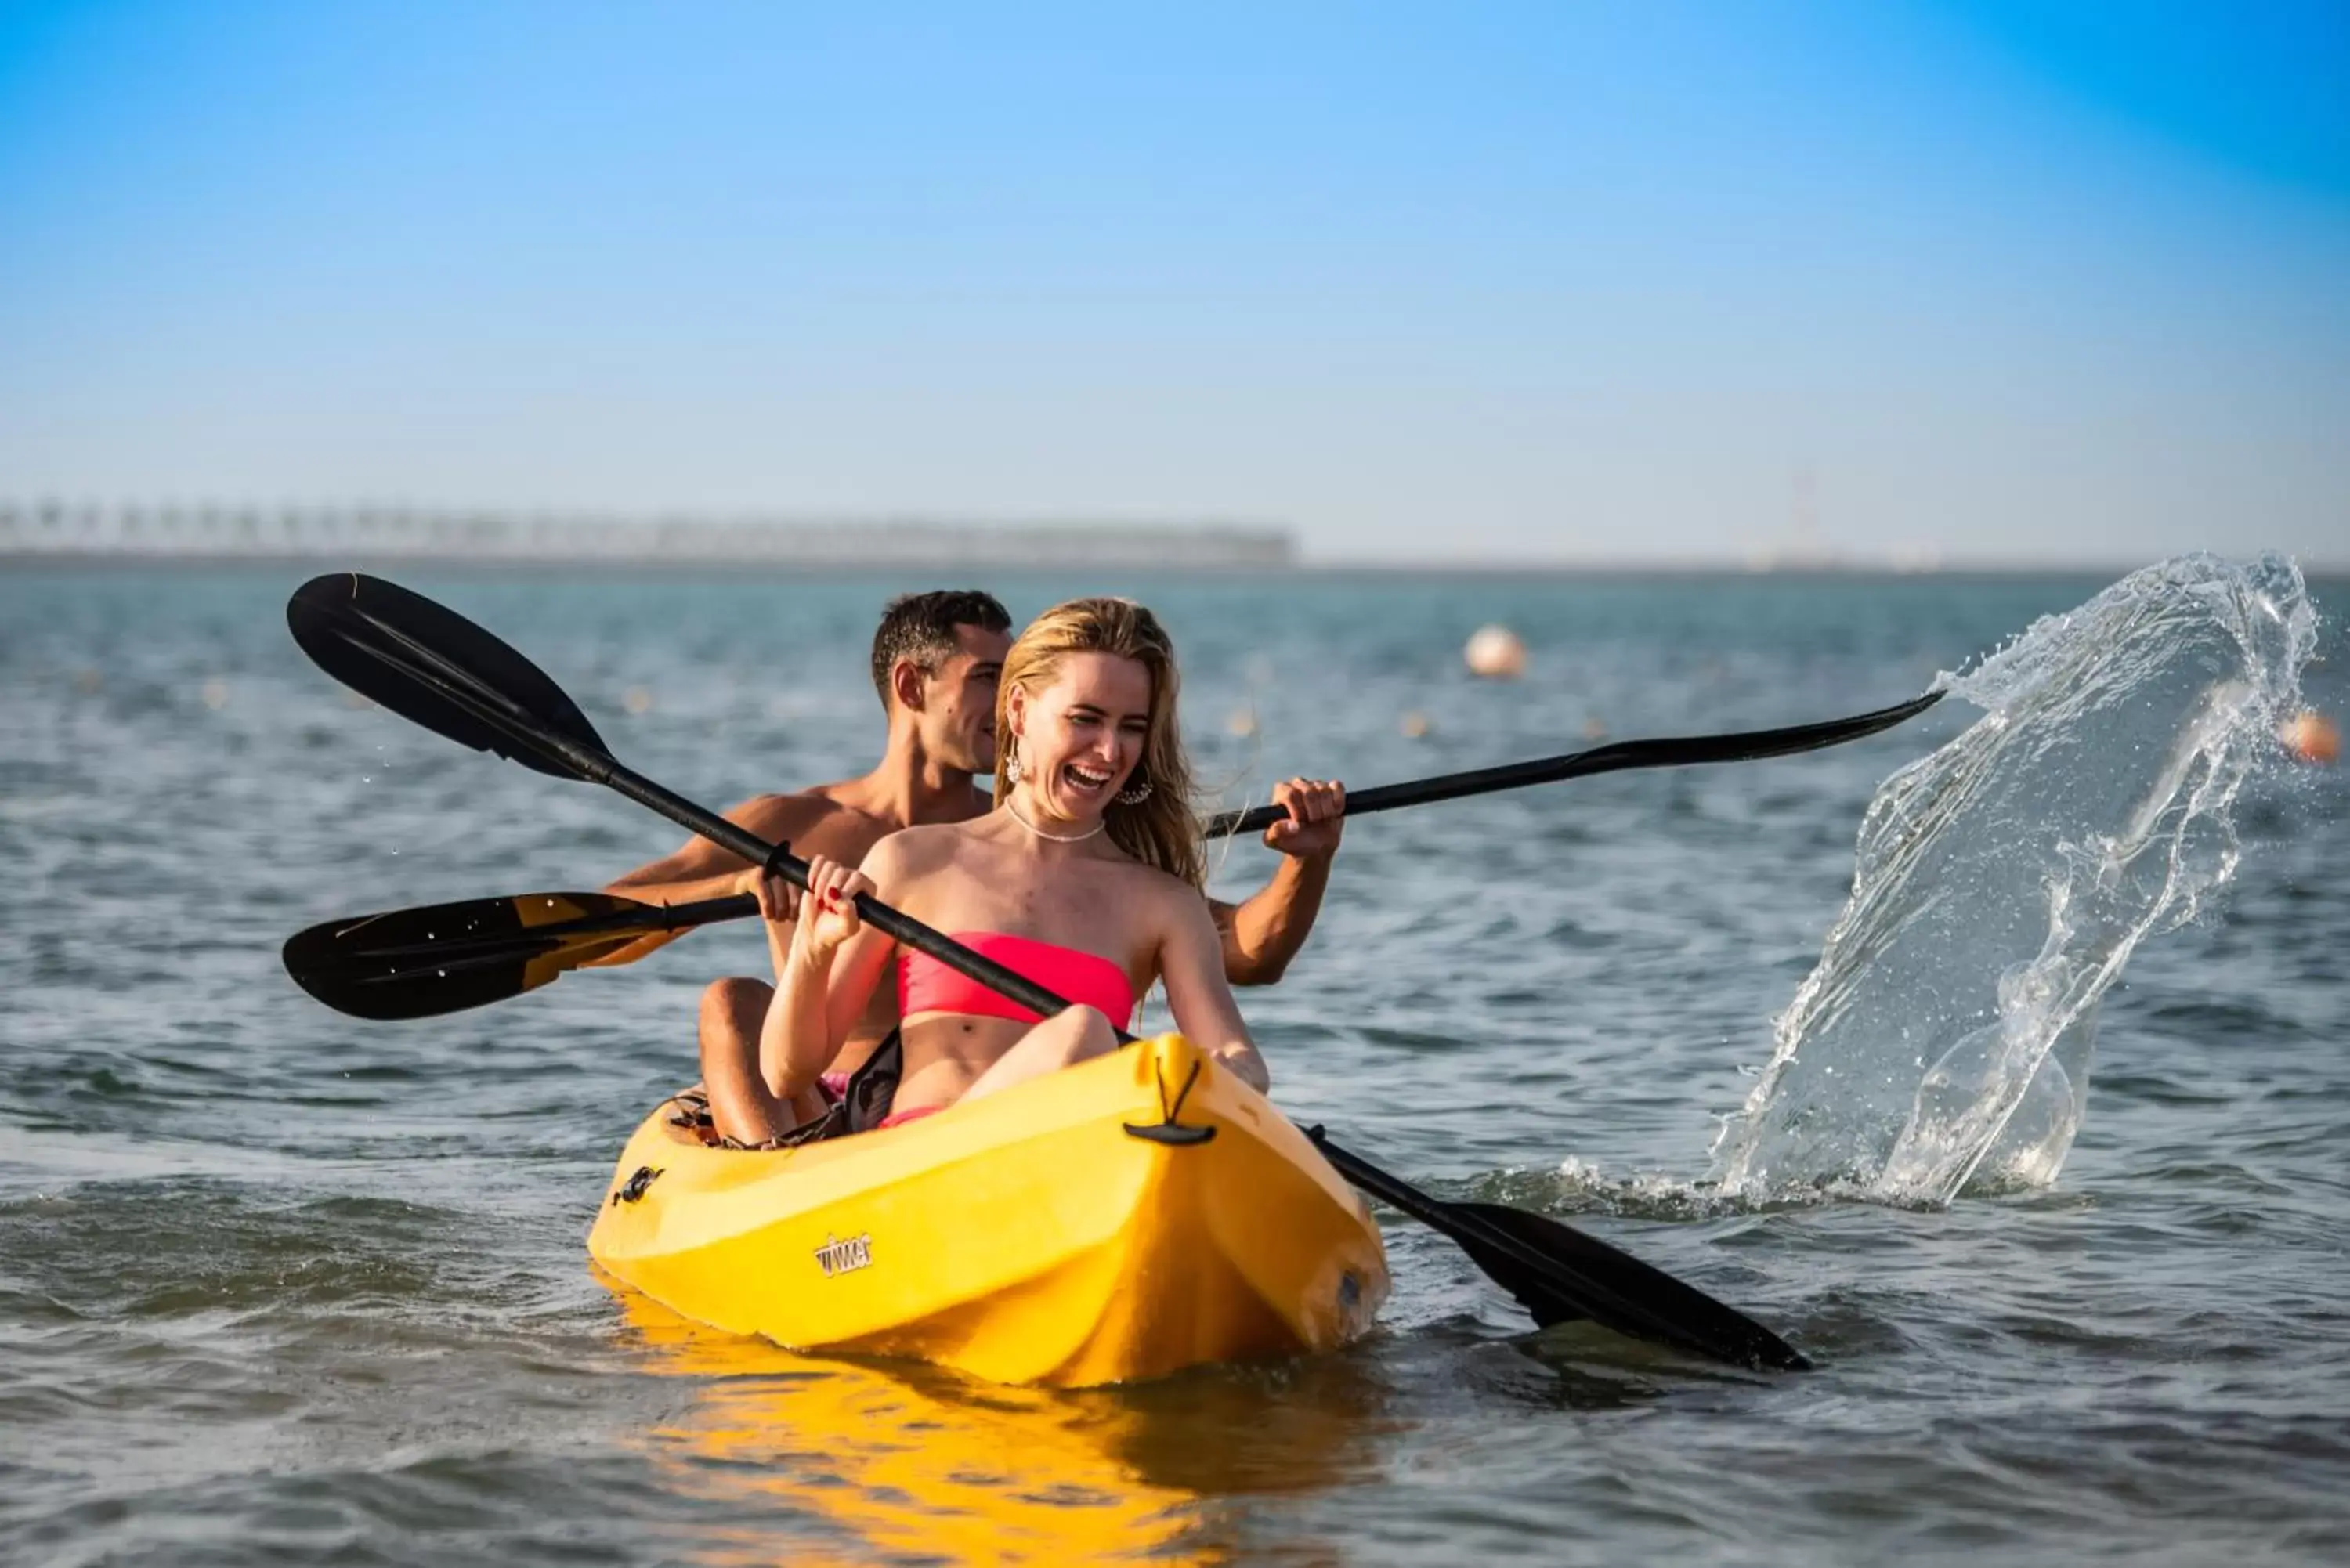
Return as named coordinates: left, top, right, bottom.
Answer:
left=1010, top=651, right=1152, bottom=820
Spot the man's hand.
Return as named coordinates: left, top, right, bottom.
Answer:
left=1261, top=777, right=1344, bottom=859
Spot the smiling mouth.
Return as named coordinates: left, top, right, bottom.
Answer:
left=1063, top=762, right=1114, bottom=793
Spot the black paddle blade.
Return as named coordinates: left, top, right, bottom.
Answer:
left=287, top=573, right=609, bottom=780
left=1313, top=1136, right=1807, bottom=1371
left=284, top=891, right=653, bottom=1020
left=1448, top=1201, right=1810, bottom=1371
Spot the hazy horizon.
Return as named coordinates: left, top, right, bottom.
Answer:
left=3, top=2, right=2345, bottom=567
left=5, top=494, right=2345, bottom=575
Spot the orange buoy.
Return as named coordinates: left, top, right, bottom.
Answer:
left=1463, top=625, right=1526, bottom=680
left=2280, top=710, right=2339, bottom=764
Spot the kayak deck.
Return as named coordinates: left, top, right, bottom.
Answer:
left=588, top=1031, right=1389, bottom=1387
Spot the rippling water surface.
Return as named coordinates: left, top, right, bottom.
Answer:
left=3, top=563, right=2345, bottom=1565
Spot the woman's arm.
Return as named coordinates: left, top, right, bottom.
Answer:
left=1155, top=883, right=1271, bottom=1094
left=755, top=853, right=895, bottom=1097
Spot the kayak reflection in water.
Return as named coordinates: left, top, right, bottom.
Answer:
left=707, top=597, right=1290, bottom=1146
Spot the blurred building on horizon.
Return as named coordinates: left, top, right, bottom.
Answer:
left=0, top=499, right=1295, bottom=570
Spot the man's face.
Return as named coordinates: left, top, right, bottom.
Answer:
left=913, top=623, right=1011, bottom=773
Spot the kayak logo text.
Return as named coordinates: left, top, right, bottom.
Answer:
left=815, top=1233, right=873, bottom=1278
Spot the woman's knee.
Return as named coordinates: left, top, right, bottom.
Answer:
left=964, top=1007, right=1113, bottom=1104
left=1037, top=1005, right=1116, bottom=1064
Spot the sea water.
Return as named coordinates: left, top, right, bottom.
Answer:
left=3, top=562, right=2345, bottom=1564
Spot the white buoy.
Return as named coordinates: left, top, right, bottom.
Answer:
left=1463, top=624, right=1526, bottom=680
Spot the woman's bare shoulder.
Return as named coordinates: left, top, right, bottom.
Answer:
left=1108, top=857, right=1217, bottom=929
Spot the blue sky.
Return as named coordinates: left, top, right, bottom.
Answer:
left=2, top=1, right=2345, bottom=565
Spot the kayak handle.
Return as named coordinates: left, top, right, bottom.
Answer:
left=1123, top=1056, right=1217, bottom=1145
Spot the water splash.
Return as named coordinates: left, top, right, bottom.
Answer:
left=1709, top=555, right=2316, bottom=1208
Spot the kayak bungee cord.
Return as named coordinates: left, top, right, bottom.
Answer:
left=284, top=571, right=1811, bottom=1371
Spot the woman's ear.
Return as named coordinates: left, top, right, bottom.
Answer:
left=1004, top=681, right=1028, bottom=740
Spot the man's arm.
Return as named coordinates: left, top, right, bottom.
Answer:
left=586, top=793, right=827, bottom=966
left=1213, top=778, right=1344, bottom=988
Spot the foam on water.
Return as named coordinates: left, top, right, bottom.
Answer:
left=1708, top=555, right=2316, bottom=1207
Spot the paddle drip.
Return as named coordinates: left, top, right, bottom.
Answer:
left=1709, top=555, right=2316, bottom=1208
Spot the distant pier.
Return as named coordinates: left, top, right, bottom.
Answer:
left=0, top=500, right=1295, bottom=569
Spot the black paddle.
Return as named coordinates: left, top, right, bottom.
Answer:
left=284, top=890, right=753, bottom=1021
left=283, top=570, right=1811, bottom=1371
left=286, top=691, right=1941, bottom=1020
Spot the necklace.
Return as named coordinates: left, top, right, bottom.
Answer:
left=1006, top=797, right=1106, bottom=844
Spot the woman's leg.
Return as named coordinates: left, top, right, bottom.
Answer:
left=698, top=977, right=828, bottom=1143
left=957, top=1006, right=1118, bottom=1106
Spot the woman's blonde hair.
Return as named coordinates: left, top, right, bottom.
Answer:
left=993, top=598, right=1204, bottom=889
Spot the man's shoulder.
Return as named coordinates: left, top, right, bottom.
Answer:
left=876, top=818, right=962, bottom=854
left=861, top=818, right=971, bottom=874
left=814, top=778, right=992, bottom=828
left=732, top=789, right=890, bottom=853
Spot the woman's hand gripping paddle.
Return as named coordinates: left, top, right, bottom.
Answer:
left=283, top=571, right=1813, bottom=1372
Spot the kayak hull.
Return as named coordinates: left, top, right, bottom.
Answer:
left=588, top=1031, right=1389, bottom=1387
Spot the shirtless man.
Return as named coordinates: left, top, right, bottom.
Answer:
left=600, top=589, right=1347, bottom=1091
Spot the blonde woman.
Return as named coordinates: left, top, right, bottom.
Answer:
left=708, top=598, right=1270, bottom=1147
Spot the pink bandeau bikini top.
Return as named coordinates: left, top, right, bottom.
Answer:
left=898, top=930, right=1138, bottom=1028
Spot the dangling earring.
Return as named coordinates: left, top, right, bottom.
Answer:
left=1116, top=777, right=1152, bottom=805
left=1003, top=743, right=1023, bottom=786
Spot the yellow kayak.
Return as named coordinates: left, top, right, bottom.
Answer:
left=588, top=1030, right=1390, bottom=1387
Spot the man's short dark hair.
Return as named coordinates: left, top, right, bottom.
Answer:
left=870, top=589, right=1012, bottom=709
